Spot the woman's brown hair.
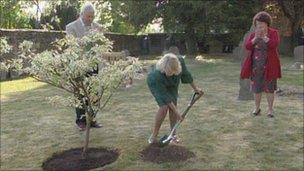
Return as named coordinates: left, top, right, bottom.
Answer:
left=253, top=11, right=272, bottom=27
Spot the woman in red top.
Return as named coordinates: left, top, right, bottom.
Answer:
left=241, top=11, right=281, bottom=118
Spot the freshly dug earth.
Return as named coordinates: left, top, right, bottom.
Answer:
left=42, top=147, right=119, bottom=171
left=140, top=143, right=195, bottom=163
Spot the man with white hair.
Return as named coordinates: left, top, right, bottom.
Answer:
left=66, top=2, right=103, bottom=130
left=66, top=2, right=104, bottom=38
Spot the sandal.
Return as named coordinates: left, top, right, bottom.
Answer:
left=252, top=109, right=261, bottom=116
left=148, top=135, right=157, bottom=144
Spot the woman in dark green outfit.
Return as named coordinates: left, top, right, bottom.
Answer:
left=147, top=47, right=203, bottom=144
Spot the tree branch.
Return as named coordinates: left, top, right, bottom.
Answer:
left=99, top=77, right=124, bottom=110
left=80, top=81, right=95, bottom=118
left=31, top=75, right=75, bottom=94
left=277, top=0, right=295, bottom=22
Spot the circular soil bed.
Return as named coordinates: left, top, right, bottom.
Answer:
left=140, top=143, right=195, bottom=163
left=42, top=147, right=119, bottom=171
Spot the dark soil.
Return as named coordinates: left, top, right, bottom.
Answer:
left=140, top=143, right=195, bottom=163
left=42, top=147, right=119, bottom=171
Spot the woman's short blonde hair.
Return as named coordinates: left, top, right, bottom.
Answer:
left=156, top=53, right=182, bottom=76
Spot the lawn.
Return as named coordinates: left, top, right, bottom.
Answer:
left=1, top=55, right=303, bottom=170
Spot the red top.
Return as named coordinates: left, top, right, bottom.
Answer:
left=240, top=27, right=282, bottom=80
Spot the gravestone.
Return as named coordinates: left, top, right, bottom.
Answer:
left=294, top=45, right=304, bottom=62
left=0, top=70, right=8, bottom=81
left=122, top=49, right=130, bottom=57
left=287, top=45, right=304, bottom=70
left=232, top=46, right=241, bottom=60
left=10, top=70, right=20, bottom=79
left=237, top=25, right=254, bottom=100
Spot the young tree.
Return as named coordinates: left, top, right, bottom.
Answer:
left=1, top=33, right=140, bottom=157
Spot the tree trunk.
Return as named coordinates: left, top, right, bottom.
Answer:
left=185, top=26, right=197, bottom=55
left=290, top=21, right=301, bottom=48
left=277, top=0, right=303, bottom=54
left=285, top=21, right=300, bottom=55
left=82, top=111, right=92, bottom=158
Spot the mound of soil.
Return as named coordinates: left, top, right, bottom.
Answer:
left=42, top=147, right=119, bottom=171
left=140, top=143, right=195, bottom=163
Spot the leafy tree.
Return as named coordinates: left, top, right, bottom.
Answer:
left=277, top=0, right=304, bottom=48
left=0, top=37, right=12, bottom=54
left=206, top=0, right=262, bottom=44
left=94, top=0, right=152, bottom=33
left=159, top=0, right=207, bottom=54
left=1, top=33, right=140, bottom=157
left=116, top=0, right=262, bottom=54
left=0, top=0, right=32, bottom=29
left=32, top=0, right=81, bottom=30
left=33, top=0, right=137, bottom=33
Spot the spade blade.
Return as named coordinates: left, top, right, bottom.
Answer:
left=158, top=135, right=171, bottom=147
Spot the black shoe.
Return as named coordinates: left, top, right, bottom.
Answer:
left=267, top=113, right=274, bottom=118
left=90, top=121, right=102, bottom=128
left=76, top=121, right=86, bottom=131
left=252, top=109, right=261, bottom=116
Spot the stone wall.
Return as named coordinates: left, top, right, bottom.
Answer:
left=0, top=29, right=145, bottom=56
left=0, top=29, right=232, bottom=57
left=0, top=29, right=231, bottom=80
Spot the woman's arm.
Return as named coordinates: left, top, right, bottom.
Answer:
left=168, top=82, right=203, bottom=122
left=179, top=57, right=194, bottom=84
left=245, top=33, right=256, bottom=51
left=178, top=57, right=203, bottom=94
left=246, top=27, right=267, bottom=50
left=190, top=82, right=203, bottom=94
left=267, top=30, right=280, bottom=49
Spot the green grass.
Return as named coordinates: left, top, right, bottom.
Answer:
left=279, top=57, right=304, bottom=87
left=1, top=56, right=303, bottom=170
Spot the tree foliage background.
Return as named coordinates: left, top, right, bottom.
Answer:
left=1, top=0, right=303, bottom=53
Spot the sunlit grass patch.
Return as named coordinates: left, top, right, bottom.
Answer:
left=1, top=77, right=46, bottom=94
left=195, top=55, right=220, bottom=64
